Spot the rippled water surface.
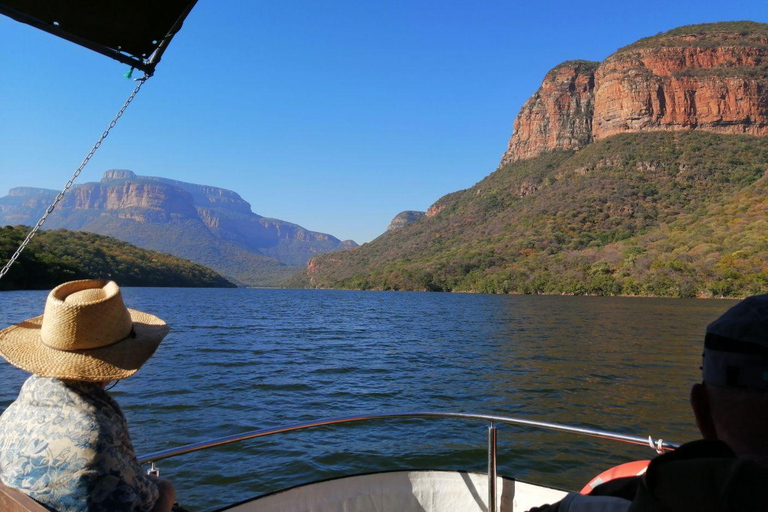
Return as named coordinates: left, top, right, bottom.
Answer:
left=0, top=289, right=735, bottom=510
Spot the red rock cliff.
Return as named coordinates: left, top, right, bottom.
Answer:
left=500, top=60, right=598, bottom=166
left=501, top=22, right=768, bottom=164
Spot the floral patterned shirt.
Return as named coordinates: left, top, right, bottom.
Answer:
left=0, top=376, right=159, bottom=512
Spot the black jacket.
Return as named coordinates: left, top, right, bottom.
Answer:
left=529, top=440, right=768, bottom=512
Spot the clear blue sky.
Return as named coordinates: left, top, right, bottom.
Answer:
left=1, top=1, right=766, bottom=243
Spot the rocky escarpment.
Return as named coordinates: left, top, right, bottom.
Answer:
left=501, top=61, right=598, bottom=165
left=501, top=22, right=768, bottom=164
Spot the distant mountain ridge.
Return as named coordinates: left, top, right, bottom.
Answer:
left=0, top=170, right=357, bottom=286
left=304, top=22, right=768, bottom=298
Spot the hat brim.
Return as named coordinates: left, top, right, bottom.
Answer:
left=0, top=309, right=169, bottom=381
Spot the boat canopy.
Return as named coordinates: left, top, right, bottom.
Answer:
left=0, top=0, right=198, bottom=74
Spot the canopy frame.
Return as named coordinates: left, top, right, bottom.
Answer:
left=0, top=0, right=198, bottom=74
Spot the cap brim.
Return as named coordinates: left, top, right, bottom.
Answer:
left=0, top=309, right=169, bottom=381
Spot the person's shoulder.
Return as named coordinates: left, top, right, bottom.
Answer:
left=6, top=376, right=118, bottom=439
left=2, top=376, right=84, bottom=426
left=16, top=375, right=100, bottom=407
left=630, top=439, right=768, bottom=511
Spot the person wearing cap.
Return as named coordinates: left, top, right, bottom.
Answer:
left=692, top=293, right=768, bottom=464
left=0, top=280, right=176, bottom=512
left=528, top=294, right=768, bottom=512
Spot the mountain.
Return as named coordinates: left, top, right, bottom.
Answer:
left=0, top=170, right=357, bottom=287
left=502, top=21, right=768, bottom=165
left=303, top=22, right=768, bottom=298
left=0, top=226, right=235, bottom=291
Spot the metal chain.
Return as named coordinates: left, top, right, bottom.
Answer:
left=0, top=75, right=151, bottom=282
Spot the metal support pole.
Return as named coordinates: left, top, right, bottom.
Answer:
left=488, top=422, right=497, bottom=512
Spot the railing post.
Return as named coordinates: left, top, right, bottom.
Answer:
left=488, top=421, right=497, bottom=512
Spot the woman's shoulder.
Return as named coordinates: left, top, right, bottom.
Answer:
left=18, top=375, right=98, bottom=401
left=19, top=376, right=118, bottom=410
left=3, top=376, right=124, bottom=437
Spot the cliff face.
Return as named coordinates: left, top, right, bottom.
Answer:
left=501, top=22, right=768, bottom=164
left=594, top=45, right=768, bottom=139
left=64, top=181, right=199, bottom=221
left=500, top=61, right=598, bottom=166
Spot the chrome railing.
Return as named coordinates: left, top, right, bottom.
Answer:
left=139, top=412, right=678, bottom=512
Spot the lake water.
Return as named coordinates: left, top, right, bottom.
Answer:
left=0, top=288, right=736, bottom=511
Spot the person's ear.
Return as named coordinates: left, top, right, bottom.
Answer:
left=691, top=383, right=717, bottom=439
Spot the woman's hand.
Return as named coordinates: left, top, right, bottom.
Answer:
left=148, top=476, right=177, bottom=512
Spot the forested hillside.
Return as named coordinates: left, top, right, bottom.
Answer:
left=0, top=226, right=235, bottom=290
left=305, top=132, right=768, bottom=298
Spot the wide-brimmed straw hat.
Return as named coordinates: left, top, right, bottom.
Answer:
left=0, top=279, right=169, bottom=381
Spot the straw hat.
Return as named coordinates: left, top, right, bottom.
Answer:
left=0, top=279, right=169, bottom=381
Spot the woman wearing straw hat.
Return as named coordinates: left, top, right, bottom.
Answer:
left=0, top=280, right=176, bottom=512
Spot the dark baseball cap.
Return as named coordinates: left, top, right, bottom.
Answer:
left=703, top=294, right=768, bottom=391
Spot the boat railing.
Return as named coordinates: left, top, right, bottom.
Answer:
left=138, top=411, right=678, bottom=512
